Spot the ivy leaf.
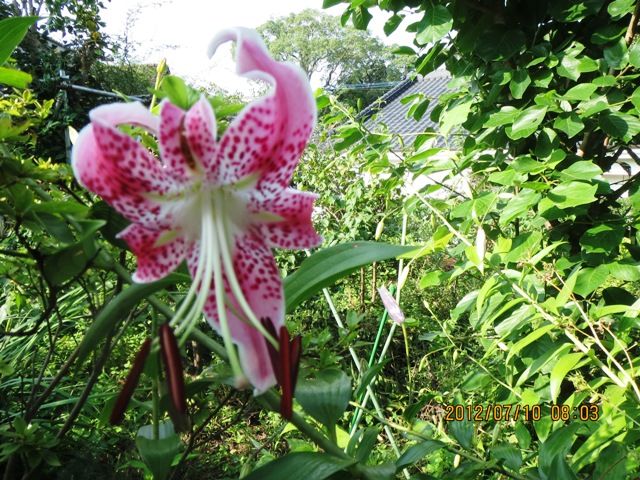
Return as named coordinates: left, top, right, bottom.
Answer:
left=547, top=181, right=597, bottom=209
left=608, top=0, right=636, bottom=18
left=509, top=68, right=531, bottom=99
left=553, top=112, right=584, bottom=138
left=416, top=5, right=453, bottom=45
left=630, top=41, right=640, bottom=68
left=383, top=14, right=403, bottom=36
left=604, top=38, right=628, bottom=69
left=600, top=111, right=640, bottom=141
left=562, top=83, right=597, bottom=101
left=557, top=161, right=602, bottom=181
left=507, top=106, right=547, bottom=140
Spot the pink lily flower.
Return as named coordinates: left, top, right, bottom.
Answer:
left=71, top=28, right=321, bottom=393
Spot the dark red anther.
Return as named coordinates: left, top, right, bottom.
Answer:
left=159, top=323, right=187, bottom=415
left=261, top=317, right=302, bottom=420
left=279, top=326, right=292, bottom=419
left=110, top=338, right=151, bottom=425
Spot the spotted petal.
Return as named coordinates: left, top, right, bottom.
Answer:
left=252, top=189, right=322, bottom=249
left=118, top=224, right=190, bottom=283
left=72, top=100, right=195, bottom=230
left=159, top=97, right=219, bottom=183
left=190, top=232, right=283, bottom=392
left=208, top=28, right=316, bottom=191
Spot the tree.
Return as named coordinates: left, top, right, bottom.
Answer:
left=257, top=9, right=409, bottom=107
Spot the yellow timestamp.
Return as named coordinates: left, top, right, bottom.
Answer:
left=443, top=403, right=600, bottom=422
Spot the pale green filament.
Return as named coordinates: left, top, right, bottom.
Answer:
left=213, top=192, right=278, bottom=348
left=167, top=187, right=279, bottom=384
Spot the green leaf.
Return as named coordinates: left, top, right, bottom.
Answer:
left=554, top=267, right=580, bottom=311
left=580, top=224, right=624, bottom=254
left=538, top=423, right=581, bottom=476
left=0, top=66, right=31, bottom=88
left=0, top=16, right=38, bottom=65
left=507, top=106, right=547, bottom=140
left=604, top=38, right=628, bottom=69
left=135, top=421, right=182, bottom=480
left=484, top=106, right=519, bottom=128
left=491, top=444, right=523, bottom=471
left=284, top=242, right=414, bottom=312
left=550, top=456, right=578, bottom=480
left=383, top=14, right=403, bottom=36
left=396, top=440, right=445, bottom=469
left=572, top=415, right=626, bottom=471
left=419, top=270, right=448, bottom=288
left=77, top=275, right=180, bottom=361
left=547, top=181, right=597, bottom=209
left=562, top=83, right=597, bottom=101
left=608, top=0, right=636, bottom=18
left=574, top=264, right=610, bottom=296
left=593, top=443, right=627, bottom=479
left=550, top=353, right=584, bottom=402
left=440, top=100, right=472, bottom=135
left=159, top=75, right=199, bottom=110
left=43, top=240, right=98, bottom=286
left=630, top=41, right=640, bottom=68
left=503, top=231, right=543, bottom=263
left=351, top=6, right=372, bottom=29
left=323, top=0, right=345, bottom=7
left=557, top=161, right=602, bottom=181
left=549, top=0, right=606, bottom=22
left=416, top=5, right=453, bottom=45
left=352, top=427, right=379, bottom=462
left=506, top=323, right=555, bottom=363
left=31, top=200, right=89, bottom=216
left=600, top=111, right=640, bottom=141
left=354, top=362, right=387, bottom=399
left=509, top=69, right=531, bottom=99
left=295, top=369, right=351, bottom=431
left=449, top=416, right=474, bottom=449
left=553, top=112, right=584, bottom=138
left=245, top=452, right=354, bottom=480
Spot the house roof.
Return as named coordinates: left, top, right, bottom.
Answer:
left=360, top=70, right=451, bottom=147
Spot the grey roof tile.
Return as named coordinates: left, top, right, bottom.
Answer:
left=360, top=70, right=451, bottom=147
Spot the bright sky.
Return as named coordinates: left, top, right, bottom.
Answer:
left=100, top=0, right=416, bottom=97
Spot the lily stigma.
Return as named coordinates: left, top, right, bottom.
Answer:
left=71, top=27, right=321, bottom=395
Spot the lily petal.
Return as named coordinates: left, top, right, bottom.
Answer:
left=72, top=124, right=173, bottom=229
left=253, top=189, right=322, bottom=249
left=191, top=232, right=283, bottom=392
left=208, top=28, right=316, bottom=191
left=184, top=96, right=219, bottom=182
left=89, top=101, right=159, bottom=132
left=118, top=224, right=189, bottom=283
left=158, top=100, right=195, bottom=182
